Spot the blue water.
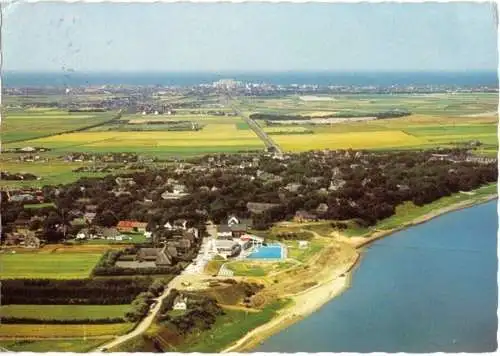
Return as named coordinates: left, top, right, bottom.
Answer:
left=247, top=245, right=283, bottom=259
left=2, top=71, right=498, bottom=87
left=254, top=200, right=498, bottom=352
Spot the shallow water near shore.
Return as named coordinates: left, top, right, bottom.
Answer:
left=254, top=200, right=498, bottom=352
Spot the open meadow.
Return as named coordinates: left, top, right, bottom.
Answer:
left=1, top=108, right=117, bottom=143
left=0, top=338, right=111, bottom=352
left=0, top=323, right=133, bottom=338
left=0, top=245, right=114, bottom=279
left=0, top=305, right=129, bottom=321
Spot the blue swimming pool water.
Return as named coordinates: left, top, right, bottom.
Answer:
left=247, top=245, right=283, bottom=259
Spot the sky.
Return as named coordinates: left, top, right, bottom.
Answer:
left=3, top=2, right=498, bottom=72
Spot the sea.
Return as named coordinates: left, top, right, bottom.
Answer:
left=2, top=71, right=498, bottom=87
left=253, top=200, right=498, bottom=353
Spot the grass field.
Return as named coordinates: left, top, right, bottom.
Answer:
left=237, top=93, right=498, bottom=117
left=236, top=93, right=498, bottom=152
left=1, top=109, right=116, bottom=143
left=8, top=123, right=264, bottom=156
left=174, top=300, right=288, bottom=352
left=0, top=305, right=129, bottom=320
left=0, top=323, right=133, bottom=338
left=0, top=252, right=103, bottom=279
left=0, top=160, right=141, bottom=189
left=285, top=240, right=325, bottom=263
left=0, top=338, right=111, bottom=352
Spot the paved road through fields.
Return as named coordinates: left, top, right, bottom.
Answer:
left=94, top=275, right=182, bottom=352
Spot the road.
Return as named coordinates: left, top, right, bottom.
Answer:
left=225, top=96, right=283, bottom=156
left=93, top=274, right=182, bottom=352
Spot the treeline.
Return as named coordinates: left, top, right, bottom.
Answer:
left=250, top=110, right=411, bottom=121
left=2, top=277, right=154, bottom=305
left=68, top=108, right=107, bottom=112
left=1, top=172, right=38, bottom=181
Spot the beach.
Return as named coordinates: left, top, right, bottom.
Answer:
left=222, top=192, right=498, bottom=353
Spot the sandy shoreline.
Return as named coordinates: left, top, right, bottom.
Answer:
left=222, top=193, right=497, bottom=353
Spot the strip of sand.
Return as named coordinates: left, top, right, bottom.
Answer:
left=222, top=193, right=497, bottom=353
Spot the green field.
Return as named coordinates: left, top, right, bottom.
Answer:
left=0, top=252, right=103, bottom=279
left=0, top=160, right=140, bottom=189
left=236, top=93, right=498, bottom=152
left=0, top=323, right=133, bottom=338
left=5, top=123, right=264, bottom=157
left=174, top=300, right=288, bottom=352
left=1, top=109, right=116, bottom=143
left=0, top=305, right=129, bottom=320
left=0, top=338, right=111, bottom=352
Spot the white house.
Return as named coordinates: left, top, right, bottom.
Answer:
left=298, top=240, right=309, bottom=249
left=164, top=222, right=173, bottom=230
left=173, top=295, right=188, bottom=310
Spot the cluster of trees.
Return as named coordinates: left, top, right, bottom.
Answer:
left=157, top=290, right=224, bottom=335
left=250, top=110, right=411, bottom=122
left=1, top=172, right=38, bottom=181
left=2, top=277, right=154, bottom=305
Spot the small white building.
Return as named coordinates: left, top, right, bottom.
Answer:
left=173, top=295, right=188, bottom=310
left=298, top=240, right=309, bottom=249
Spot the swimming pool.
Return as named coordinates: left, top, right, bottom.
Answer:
left=246, top=244, right=283, bottom=259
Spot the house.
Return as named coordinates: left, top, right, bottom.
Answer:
left=10, top=194, right=35, bottom=202
left=227, top=216, right=253, bottom=228
left=173, top=295, right=188, bottom=310
left=115, top=177, right=136, bottom=187
left=298, top=240, right=309, bottom=249
left=328, top=179, right=346, bottom=192
left=173, top=219, right=188, bottom=230
left=229, top=224, right=248, bottom=238
left=137, top=246, right=173, bottom=266
left=173, top=184, right=187, bottom=194
left=294, top=210, right=318, bottom=223
left=164, top=222, right=174, bottom=230
left=217, top=225, right=232, bottom=239
left=85, top=205, right=98, bottom=212
left=284, top=183, right=301, bottom=193
left=117, top=221, right=148, bottom=233
left=84, top=212, right=96, bottom=223
left=316, top=203, right=329, bottom=214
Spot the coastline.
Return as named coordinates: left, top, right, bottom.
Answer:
left=221, top=193, right=498, bottom=353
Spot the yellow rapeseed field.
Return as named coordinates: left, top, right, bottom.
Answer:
left=274, top=130, right=427, bottom=151
left=25, top=124, right=264, bottom=149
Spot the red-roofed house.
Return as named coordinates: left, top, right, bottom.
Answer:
left=117, top=221, right=148, bottom=233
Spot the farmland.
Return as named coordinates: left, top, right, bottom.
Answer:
left=0, top=338, right=111, bottom=352
left=6, top=123, right=264, bottom=156
left=1, top=108, right=117, bottom=143
left=0, top=251, right=103, bottom=279
left=235, top=93, right=498, bottom=153
left=1, top=92, right=496, bottom=189
left=0, top=323, right=133, bottom=338
left=0, top=305, right=129, bottom=321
